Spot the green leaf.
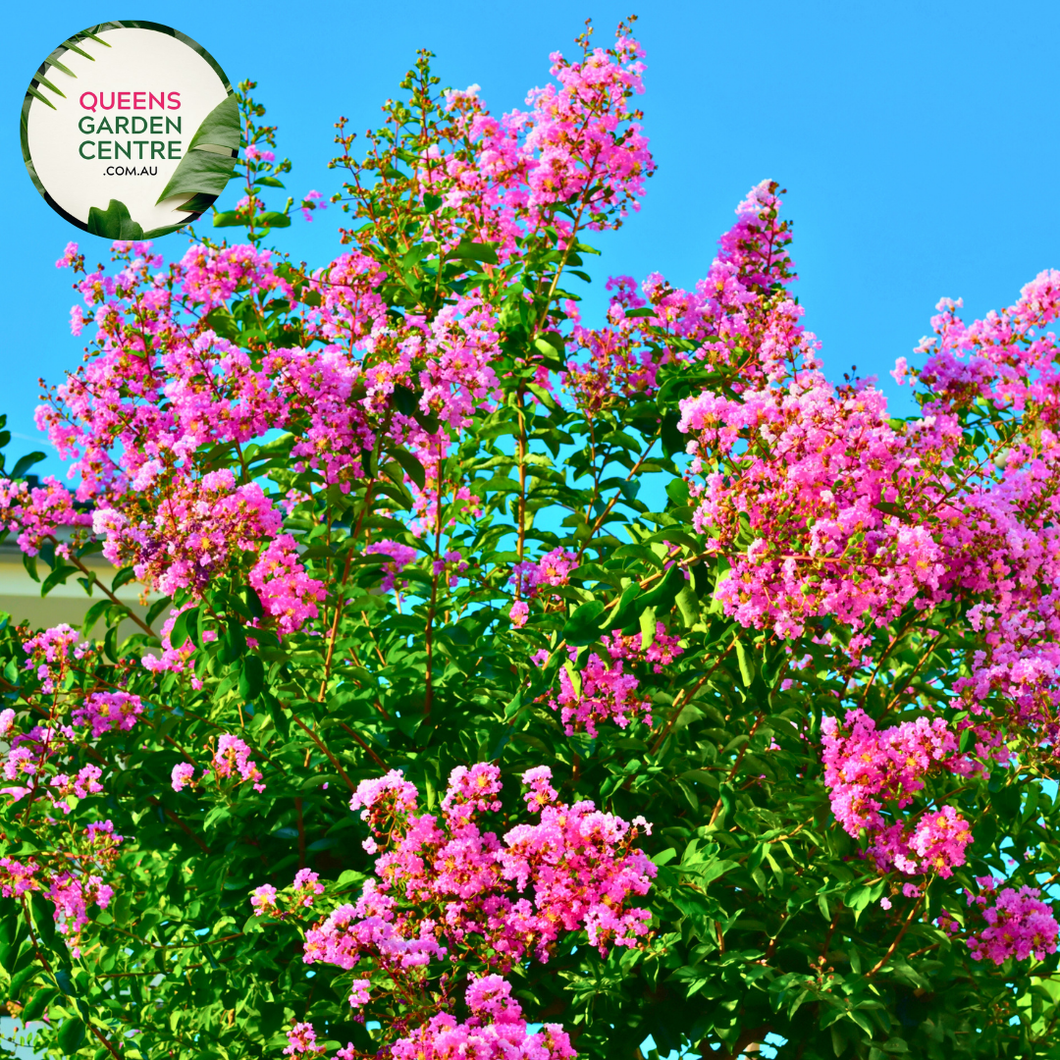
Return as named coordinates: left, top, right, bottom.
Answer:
left=157, top=149, right=239, bottom=207
left=874, top=500, right=912, bottom=521
left=734, top=635, right=755, bottom=688
left=639, top=605, right=658, bottom=649
left=21, top=987, right=56, bottom=1022
left=111, top=566, right=137, bottom=591
left=189, top=97, right=243, bottom=154
left=831, top=1024, right=847, bottom=1057
left=222, top=620, right=247, bottom=663
left=675, top=584, right=698, bottom=626
left=26, top=86, right=57, bottom=111
left=638, top=565, right=686, bottom=614
left=64, top=42, right=95, bottom=61
left=173, top=192, right=218, bottom=215
left=87, top=199, right=143, bottom=240
left=9, top=963, right=40, bottom=997
left=388, top=448, right=427, bottom=491
left=34, top=75, right=66, bottom=99
left=170, top=607, right=201, bottom=649
left=847, top=1009, right=873, bottom=1036
left=58, top=1017, right=86, bottom=1055
left=156, top=95, right=240, bottom=204
left=256, top=211, right=291, bottom=228
left=239, top=655, right=264, bottom=701
left=237, top=585, right=264, bottom=621
left=145, top=595, right=173, bottom=627
left=41, top=564, right=78, bottom=597
left=612, top=582, right=645, bottom=630
left=446, top=241, right=498, bottom=265
left=11, top=451, right=46, bottom=478
left=563, top=661, right=583, bottom=698
left=30, top=893, right=57, bottom=950
left=563, top=600, right=606, bottom=646
left=503, top=690, right=524, bottom=720
left=47, top=58, right=76, bottom=78
left=665, top=478, right=690, bottom=506
left=391, top=385, right=420, bottom=416
left=847, top=879, right=887, bottom=924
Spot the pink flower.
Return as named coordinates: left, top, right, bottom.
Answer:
left=300, top=190, right=327, bottom=222
left=55, top=242, right=80, bottom=269
left=171, top=763, right=195, bottom=792
left=307, top=762, right=655, bottom=995
left=250, top=884, right=279, bottom=917
left=293, top=868, right=325, bottom=907
left=965, top=880, right=1060, bottom=965
left=366, top=540, right=419, bottom=592
left=212, top=734, right=265, bottom=793
left=72, top=692, right=143, bottom=739
left=283, top=1022, right=319, bottom=1058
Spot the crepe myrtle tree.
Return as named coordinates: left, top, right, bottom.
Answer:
left=2, top=17, right=1060, bottom=1060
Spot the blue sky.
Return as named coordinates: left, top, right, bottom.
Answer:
left=5, top=0, right=1060, bottom=477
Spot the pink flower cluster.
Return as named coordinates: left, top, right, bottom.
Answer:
left=822, top=709, right=977, bottom=878
left=423, top=21, right=653, bottom=263
left=171, top=762, right=196, bottom=792
left=867, top=806, right=973, bottom=880
left=22, top=624, right=89, bottom=693
left=213, top=734, right=266, bottom=793
left=71, top=691, right=143, bottom=738
left=950, top=877, right=1060, bottom=965
left=366, top=540, right=420, bottom=593
left=1, top=709, right=105, bottom=809
left=389, top=976, right=575, bottom=1060
left=0, top=477, right=91, bottom=556
left=2, top=627, right=135, bottom=834
left=678, top=370, right=962, bottom=646
left=283, top=1022, right=319, bottom=1058
left=603, top=624, right=684, bottom=674
left=299, top=764, right=654, bottom=1017
left=914, top=271, right=1060, bottom=419
left=35, top=232, right=505, bottom=654
left=285, top=975, right=576, bottom=1060
left=562, top=277, right=666, bottom=413
left=0, top=820, right=123, bottom=957
left=248, top=534, right=326, bottom=636
left=560, top=180, right=813, bottom=414
left=537, top=624, right=683, bottom=736
left=171, top=734, right=265, bottom=793
left=821, top=709, right=975, bottom=835
left=669, top=185, right=1060, bottom=756
left=48, top=873, right=115, bottom=955
left=92, top=470, right=283, bottom=597
left=299, top=189, right=327, bottom=222
left=512, top=548, right=578, bottom=598
left=251, top=869, right=325, bottom=919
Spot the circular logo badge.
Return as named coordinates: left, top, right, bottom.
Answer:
left=21, top=22, right=238, bottom=238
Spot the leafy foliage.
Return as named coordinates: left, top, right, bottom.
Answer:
left=2, top=19, right=1060, bottom=1060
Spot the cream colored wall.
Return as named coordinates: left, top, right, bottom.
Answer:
left=0, top=543, right=157, bottom=639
